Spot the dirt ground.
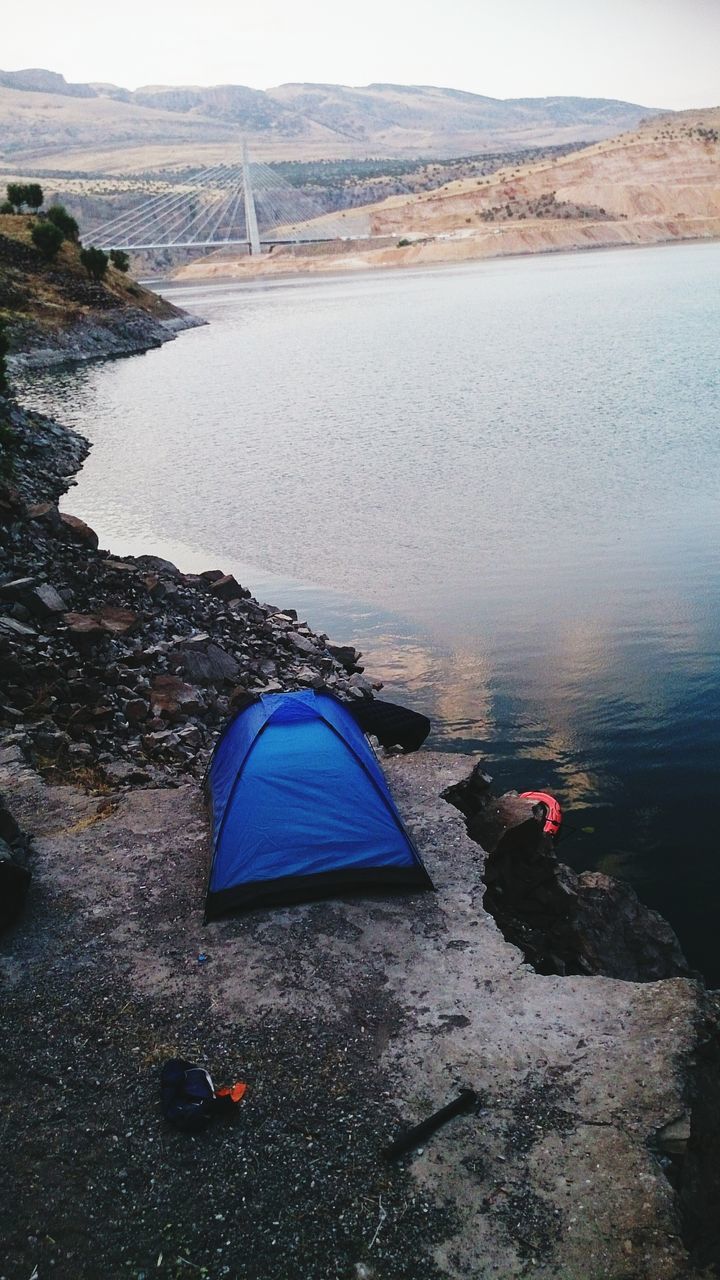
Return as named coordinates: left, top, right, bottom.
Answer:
left=0, top=741, right=705, bottom=1280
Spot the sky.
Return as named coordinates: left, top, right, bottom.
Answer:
left=3, top=0, right=719, bottom=109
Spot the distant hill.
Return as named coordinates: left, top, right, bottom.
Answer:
left=0, top=68, right=665, bottom=171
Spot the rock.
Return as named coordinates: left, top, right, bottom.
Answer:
left=150, top=675, right=203, bottom=721
left=103, top=559, right=138, bottom=574
left=199, top=569, right=225, bottom=583
left=289, top=632, right=318, bottom=656
left=130, top=554, right=180, bottom=576
left=170, top=642, right=240, bottom=685
left=208, top=574, right=250, bottom=601
left=0, top=579, right=66, bottom=617
left=142, top=730, right=179, bottom=754
left=103, top=761, right=151, bottom=786
left=96, top=606, right=138, bottom=635
left=0, top=577, right=37, bottom=599
left=0, top=615, right=37, bottom=637
left=63, top=613, right=105, bottom=646
left=326, top=643, right=363, bottom=673
left=59, top=513, right=99, bottom=548
left=574, top=870, right=692, bottom=981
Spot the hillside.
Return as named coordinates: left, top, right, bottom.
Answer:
left=176, top=109, right=720, bottom=281
left=368, top=108, right=720, bottom=234
left=0, top=211, right=194, bottom=366
left=0, top=67, right=663, bottom=170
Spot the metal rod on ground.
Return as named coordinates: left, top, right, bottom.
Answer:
left=382, top=1088, right=478, bottom=1161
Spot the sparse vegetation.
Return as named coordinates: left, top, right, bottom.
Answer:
left=31, top=220, right=64, bottom=261
left=109, top=249, right=130, bottom=272
left=80, top=246, right=109, bottom=280
left=45, top=204, right=80, bottom=242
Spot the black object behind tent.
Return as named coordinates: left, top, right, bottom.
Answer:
left=348, top=698, right=431, bottom=752
left=205, top=690, right=433, bottom=918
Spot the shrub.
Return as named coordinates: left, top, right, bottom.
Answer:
left=0, top=201, right=14, bottom=215
left=31, top=220, right=64, bottom=261
left=45, top=204, right=79, bottom=241
left=109, top=248, right=130, bottom=272
left=80, top=246, right=109, bottom=281
left=397, top=237, right=411, bottom=247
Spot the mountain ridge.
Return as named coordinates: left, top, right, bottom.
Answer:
left=0, top=68, right=667, bottom=168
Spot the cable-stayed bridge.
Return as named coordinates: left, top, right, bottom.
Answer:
left=85, top=145, right=357, bottom=253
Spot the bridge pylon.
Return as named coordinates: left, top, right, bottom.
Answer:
left=242, top=141, right=261, bottom=256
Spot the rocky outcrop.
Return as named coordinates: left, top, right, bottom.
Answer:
left=443, top=762, right=692, bottom=982
left=7, top=308, right=202, bottom=372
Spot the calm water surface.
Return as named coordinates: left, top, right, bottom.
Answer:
left=19, top=244, right=720, bottom=979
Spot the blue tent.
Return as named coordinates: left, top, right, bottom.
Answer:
left=205, top=690, right=433, bottom=918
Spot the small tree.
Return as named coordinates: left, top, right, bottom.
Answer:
left=46, top=204, right=79, bottom=242
left=6, top=183, right=26, bottom=212
left=25, top=183, right=44, bottom=212
left=0, top=201, right=14, bottom=215
left=31, top=221, right=64, bottom=262
left=6, top=182, right=44, bottom=212
left=80, top=246, right=109, bottom=281
left=109, top=249, right=130, bottom=273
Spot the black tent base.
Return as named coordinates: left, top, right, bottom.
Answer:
left=205, top=863, right=434, bottom=921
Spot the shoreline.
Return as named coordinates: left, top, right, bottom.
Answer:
left=167, top=220, right=720, bottom=288
left=2, top=325, right=720, bottom=1276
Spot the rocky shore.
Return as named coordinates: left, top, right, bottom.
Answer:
left=0, top=390, right=372, bottom=793
left=7, top=306, right=203, bottom=373
left=2, top=350, right=720, bottom=1277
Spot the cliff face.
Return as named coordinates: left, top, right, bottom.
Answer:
left=0, top=213, right=199, bottom=369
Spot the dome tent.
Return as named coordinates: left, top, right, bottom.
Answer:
left=204, top=690, right=433, bottom=919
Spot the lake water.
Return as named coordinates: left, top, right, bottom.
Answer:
left=18, top=244, right=720, bottom=981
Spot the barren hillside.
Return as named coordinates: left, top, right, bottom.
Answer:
left=368, top=110, right=720, bottom=235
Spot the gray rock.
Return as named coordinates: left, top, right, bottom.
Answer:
left=289, top=632, right=318, bottom=656
left=0, top=615, right=36, bottom=637
left=171, top=643, right=240, bottom=685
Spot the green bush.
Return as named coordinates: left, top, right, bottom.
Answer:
left=46, top=204, right=79, bottom=241
left=25, top=183, right=44, bottom=212
left=397, top=237, right=412, bottom=247
left=80, top=246, right=109, bottom=281
left=31, top=220, right=64, bottom=261
left=109, top=248, right=130, bottom=273
left=6, top=182, right=44, bottom=212
left=0, top=201, right=14, bottom=215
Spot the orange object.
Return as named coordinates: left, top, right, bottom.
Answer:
left=519, top=791, right=563, bottom=838
left=215, top=1082, right=247, bottom=1103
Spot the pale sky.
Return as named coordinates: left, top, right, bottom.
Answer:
left=3, top=0, right=719, bottom=109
